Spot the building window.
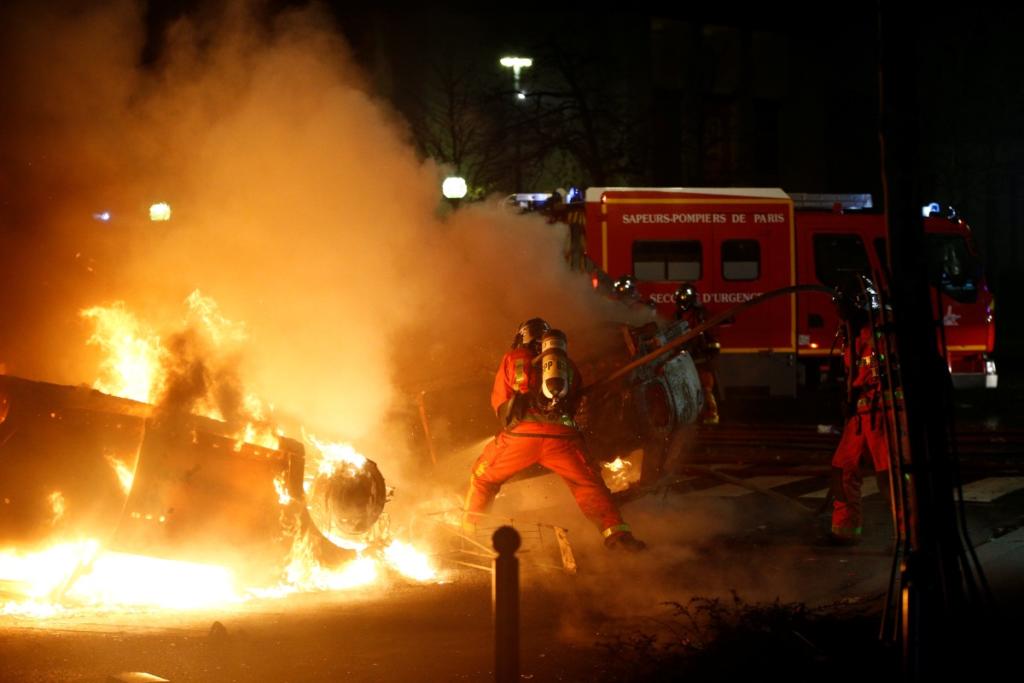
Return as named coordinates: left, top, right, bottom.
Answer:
left=633, top=241, right=702, bottom=281
left=722, top=239, right=760, bottom=280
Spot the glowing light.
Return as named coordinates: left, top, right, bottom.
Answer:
left=92, top=211, right=111, bottom=222
left=499, top=56, right=533, bottom=69
left=499, top=56, right=532, bottom=99
left=809, top=342, right=819, bottom=349
left=149, top=202, right=171, bottom=221
left=441, top=176, right=468, bottom=200
left=104, top=455, right=135, bottom=494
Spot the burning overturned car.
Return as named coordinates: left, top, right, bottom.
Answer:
left=0, top=279, right=714, bottom=612
left=0, top=297, right=435, bottom=616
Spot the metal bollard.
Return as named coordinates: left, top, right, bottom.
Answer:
left=492, top=525, right=521, bottom=683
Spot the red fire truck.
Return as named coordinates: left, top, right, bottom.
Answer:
left=575, top=187, right=996, bottom=395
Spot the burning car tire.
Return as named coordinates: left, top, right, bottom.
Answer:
left=306, top=457, right=387, bottom=538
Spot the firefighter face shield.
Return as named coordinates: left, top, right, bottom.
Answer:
left=514, top=318, right=550, bottom=351
left=613, top=275, right=638, bottom=299
left=673, top=283, right=698, bottom=312
left=833, top=274, right=880, bottom=323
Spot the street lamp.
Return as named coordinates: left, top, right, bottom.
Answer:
left=500, top=56, right=533, bottom=192
left=442, top=175, right=468, bottom=210
left=149, top=202, right=172, bottom=222
left=499, top=56, right=532, bottom=99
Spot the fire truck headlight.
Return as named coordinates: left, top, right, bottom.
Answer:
left=985, top=359, right=998, bottom=388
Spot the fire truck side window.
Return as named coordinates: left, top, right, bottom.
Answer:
left=721, top=239, right=760, bottom=280
left=632, top=241, right=702, bottom=281
left=812, top=234, right=870, bottom=287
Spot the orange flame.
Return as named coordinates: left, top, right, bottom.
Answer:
left=307, top=434, right=367, bottom=475
left=47, top=491, right=66, bottom=526
left=0, top=533, right=438, bottom=618
left=104, top=455, right=135, bottom=495
left=81, top=303, right=165, bottom=403
left=601, top=451, right=643, bottom=493
left=0, top=299, right=442, bottom=619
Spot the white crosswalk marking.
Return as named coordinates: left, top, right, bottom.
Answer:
left=959, top=477, right=1024, bottom=503
left=802, top=478, right=879, bottom=500
left=686, top=476, right=811, bottom=498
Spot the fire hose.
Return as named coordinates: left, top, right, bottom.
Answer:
left=586, top=284, right=836, bottom=515
left=585, top=283, right=836, bottom=395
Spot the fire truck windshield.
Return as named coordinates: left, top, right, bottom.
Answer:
left=926, top=234, right=981, bottom=303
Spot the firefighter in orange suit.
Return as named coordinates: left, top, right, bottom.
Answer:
left=463, top=318, right=645, bottom=552
left=828, top=284, right=893, bottom=545
left=673, top=283, right=720, bottom=424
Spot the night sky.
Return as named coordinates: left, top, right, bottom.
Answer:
left=149, top=4, right=1024, bottom=320
left=5, top=2, right=1024, bottom=352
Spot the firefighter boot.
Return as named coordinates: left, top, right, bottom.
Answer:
left=604, top=531, right=647, bottom=552
left=700, top=388, right=720, bottom=425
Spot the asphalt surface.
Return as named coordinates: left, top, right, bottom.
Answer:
left=2, top=373, right=1023, bottom=682
left=1, top=474, right=1021, bottom=682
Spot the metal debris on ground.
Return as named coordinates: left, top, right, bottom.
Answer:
left=417, top=510, right=577, bottom=574
left=107, top=673, right=170, bottom=683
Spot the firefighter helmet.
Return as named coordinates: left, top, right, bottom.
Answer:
left=673, top=282, right=698, bottom=312
left=513, top=318, right=551, bottom=349
left=833, top=274, right=880, bottom=322
left=612, top=274, right=638, bottom=298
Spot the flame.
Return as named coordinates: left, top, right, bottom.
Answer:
left=104, top=454, right=135, bottom=494
left=307, top=434, right=367, bottom=475
left=0, top=298, right=443, bottom=619
left=82, top=296, right=281, bottom=450
left=0, top=541, right=240, bottom=613
left=81, top=303, right=165, bottom=403
left=0, top=535, right=437, bottom=617
left=0, top=540, right=99, bottom=617
left=601, top=451, right=643, bottom=493
left=66, top=552, right=241, bottom=610
left=47, top=491, right=66, bottom=526
left=183, top=290, right=247, bottom=347
left=383, top=540, right=437, bottom=582
left=273, top=473, right=292, bottom=505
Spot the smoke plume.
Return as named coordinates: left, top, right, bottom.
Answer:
left=0, top=1, right=634, bottom=486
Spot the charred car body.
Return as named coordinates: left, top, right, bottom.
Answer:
left=0, top=375, right=386, bottom=587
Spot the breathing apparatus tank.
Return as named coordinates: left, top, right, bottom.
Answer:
left=539, top=329, right=570, bottom=402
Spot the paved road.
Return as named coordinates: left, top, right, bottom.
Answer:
left=2, top=458, right=1021, bottom=682
left=3, top=373, right=1022, bottom=683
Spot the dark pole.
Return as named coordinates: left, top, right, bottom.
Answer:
left=878, top=5, right=974, bottom=678
left=492, top=525, right=520, bottom=683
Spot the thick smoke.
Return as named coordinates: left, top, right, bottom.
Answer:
left=0, top=2, right=635, bottom=481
